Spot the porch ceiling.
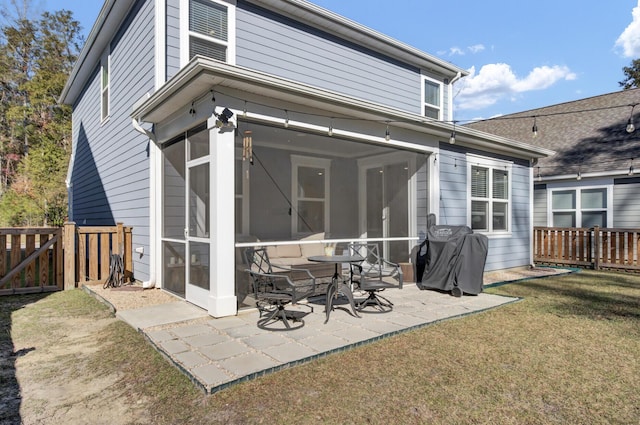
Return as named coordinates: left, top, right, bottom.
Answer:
left=131, top=57, right=555, bottom=160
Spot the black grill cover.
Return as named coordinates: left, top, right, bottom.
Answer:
left=416, top=225, right=488, bottom=295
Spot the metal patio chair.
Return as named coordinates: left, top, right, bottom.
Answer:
left=348, top=243, right=403, bottom=312
left=244, top=247, right=316, bottom=330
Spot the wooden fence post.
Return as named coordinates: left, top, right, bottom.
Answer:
left=593, top=226, right=601, bottom=270
left=63, top=222, right=76, bottom=290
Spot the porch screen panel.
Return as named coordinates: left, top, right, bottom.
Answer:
left=162, top=139, right=186, bottom=239
left=163, top=241, right=185, bottom=297
left=387, top=163, right=409, bottom=263
left=189, top=163, right=210, bottom=238
left=366, top=167, right=384, bottom=239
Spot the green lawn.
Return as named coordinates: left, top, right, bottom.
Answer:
left=2, top=269, right=639, bottom=424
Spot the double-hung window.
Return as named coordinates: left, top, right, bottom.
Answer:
left=187, top=0, right=234, bottom=63
left=550, top=187, right=609, bottom=228
left=422, top=77, right=442, bottom=119
left=468, top=155, right=512, bottom=233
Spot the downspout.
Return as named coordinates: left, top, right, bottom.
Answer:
left=448, top=71, right=463, bottom=122
left=132, top=116, right=157, bottom=288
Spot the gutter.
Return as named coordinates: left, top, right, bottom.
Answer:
left=130, top=112, right=156, bottom=289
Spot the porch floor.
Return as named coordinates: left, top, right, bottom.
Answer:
left=87, top=268, right=571, bottom=394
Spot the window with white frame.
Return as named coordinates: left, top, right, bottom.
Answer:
left=422, top=77, right=442, bottom=119
left=100, top=51, right=110, bottom=122
left=188, top=0, right=231, bottom=62
left=468, top=156, right=512, bottom=233
left=550, top=187, right=608, bottom=228
left=291, top=156, right=331, bottom=235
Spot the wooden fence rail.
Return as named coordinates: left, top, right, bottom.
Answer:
left=534, top=226, right=640, bottom=271
left=0, top=223, right=133, bottom=296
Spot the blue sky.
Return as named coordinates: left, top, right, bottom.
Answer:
left=44, top=0, right=640, bottom=122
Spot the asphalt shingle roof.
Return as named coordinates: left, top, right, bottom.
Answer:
left=466, top=88, right=640, bottom=178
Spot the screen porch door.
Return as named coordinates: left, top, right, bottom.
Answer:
left=360, top=157, right=410, bottom=263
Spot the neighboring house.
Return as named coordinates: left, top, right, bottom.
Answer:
left=467, top=88, right=640, bottom=230
left=59, top=0, right=552, bottom=317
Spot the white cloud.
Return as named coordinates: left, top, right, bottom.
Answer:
left=468, top=44, right=485, bottom=54
left=444, top=44, right=485, bottom=56
left=615, top=0, right=640, bottom=58
left=455, top=63, right=576, bottom=110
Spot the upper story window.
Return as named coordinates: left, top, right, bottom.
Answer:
left=100, top=51, right=110, bottom=122
left=422, top=77, right=442, bottom=120
left=468, top=155, right=512, bottom=234
left=187, top=0, right=235, bottom=63
left=550, top=187, right=610, bottom=228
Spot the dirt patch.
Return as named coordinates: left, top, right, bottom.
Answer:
left=83, top=282, right=179, bottom=312
left=1, top=291, right=154, bottom=425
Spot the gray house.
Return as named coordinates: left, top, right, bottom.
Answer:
left=467, top=88, right=640, bottom=229
left=60, top=0, right=552, bottom=317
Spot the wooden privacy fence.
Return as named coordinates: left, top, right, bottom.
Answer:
left=0, top=223, right=133, bottom=296
left=63, top=222, right=133, bottom=289
left=534, top=226, right=640, bottom=272
left=0, top=227, right=63, bottom=295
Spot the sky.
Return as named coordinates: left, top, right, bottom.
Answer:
left=41, top=0, right=640, bottom=123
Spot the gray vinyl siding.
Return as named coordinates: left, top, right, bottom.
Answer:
left=166, top=0, right=181, bottom=79
left=69, top=0, right=155, bottom=281
left=613, top=179, right=640, bottom=227
left=438, top=144, right=532, bottom=271
left=236, top=2, right=421, bottom=114
left=533, top=186, right=547, bottom=226
left=438, top=150, right=467, bottom=225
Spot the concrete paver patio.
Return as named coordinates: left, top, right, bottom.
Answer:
left=115, top=283, right=521, bottom=394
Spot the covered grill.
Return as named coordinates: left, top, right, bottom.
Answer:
left=415, top=216, right=488, bottom=296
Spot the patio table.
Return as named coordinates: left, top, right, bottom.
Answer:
left=308, top=254, right=364, bottom=323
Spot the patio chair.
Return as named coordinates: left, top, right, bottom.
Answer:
left=347, top=243, right=403, bottom=312
left=244, top=247, right=317, bottom=330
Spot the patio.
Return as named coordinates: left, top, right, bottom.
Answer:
left=85, top=273, right=559, bottom=394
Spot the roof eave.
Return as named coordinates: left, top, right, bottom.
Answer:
left=59, top=0, right=131, bottom=105
left=132, top=57, right=551, bottom=160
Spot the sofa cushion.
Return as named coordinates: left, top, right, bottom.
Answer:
left=276, top=244, right=302, bottom=258
left=299, top=232, right=325, bottom=258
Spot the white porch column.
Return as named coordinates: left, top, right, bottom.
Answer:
left=208, top=117, right=237, bottom=317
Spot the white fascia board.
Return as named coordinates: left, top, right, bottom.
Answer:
left=539, top=169, right=635, bottom=182
left=132, top=57, right=553, bottom=160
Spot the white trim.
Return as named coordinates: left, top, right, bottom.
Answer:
left=180, top=0, right=236, bottom=67
left=430, top=150, right=440, bottom=225
left=466, top=154, right=513, bottom=236
left=290, top=155, right=332, bottom=236
left=421, top=74, right=443, bottom=120
left=100, top=49, right=111, bottom=123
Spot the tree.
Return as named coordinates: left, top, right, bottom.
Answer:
left=619, top=58, right=640, bottom=90
left=0, top=3, right=83, bottom=226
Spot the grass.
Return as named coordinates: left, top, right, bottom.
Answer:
left=2, top=269, right=640, bottom=424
